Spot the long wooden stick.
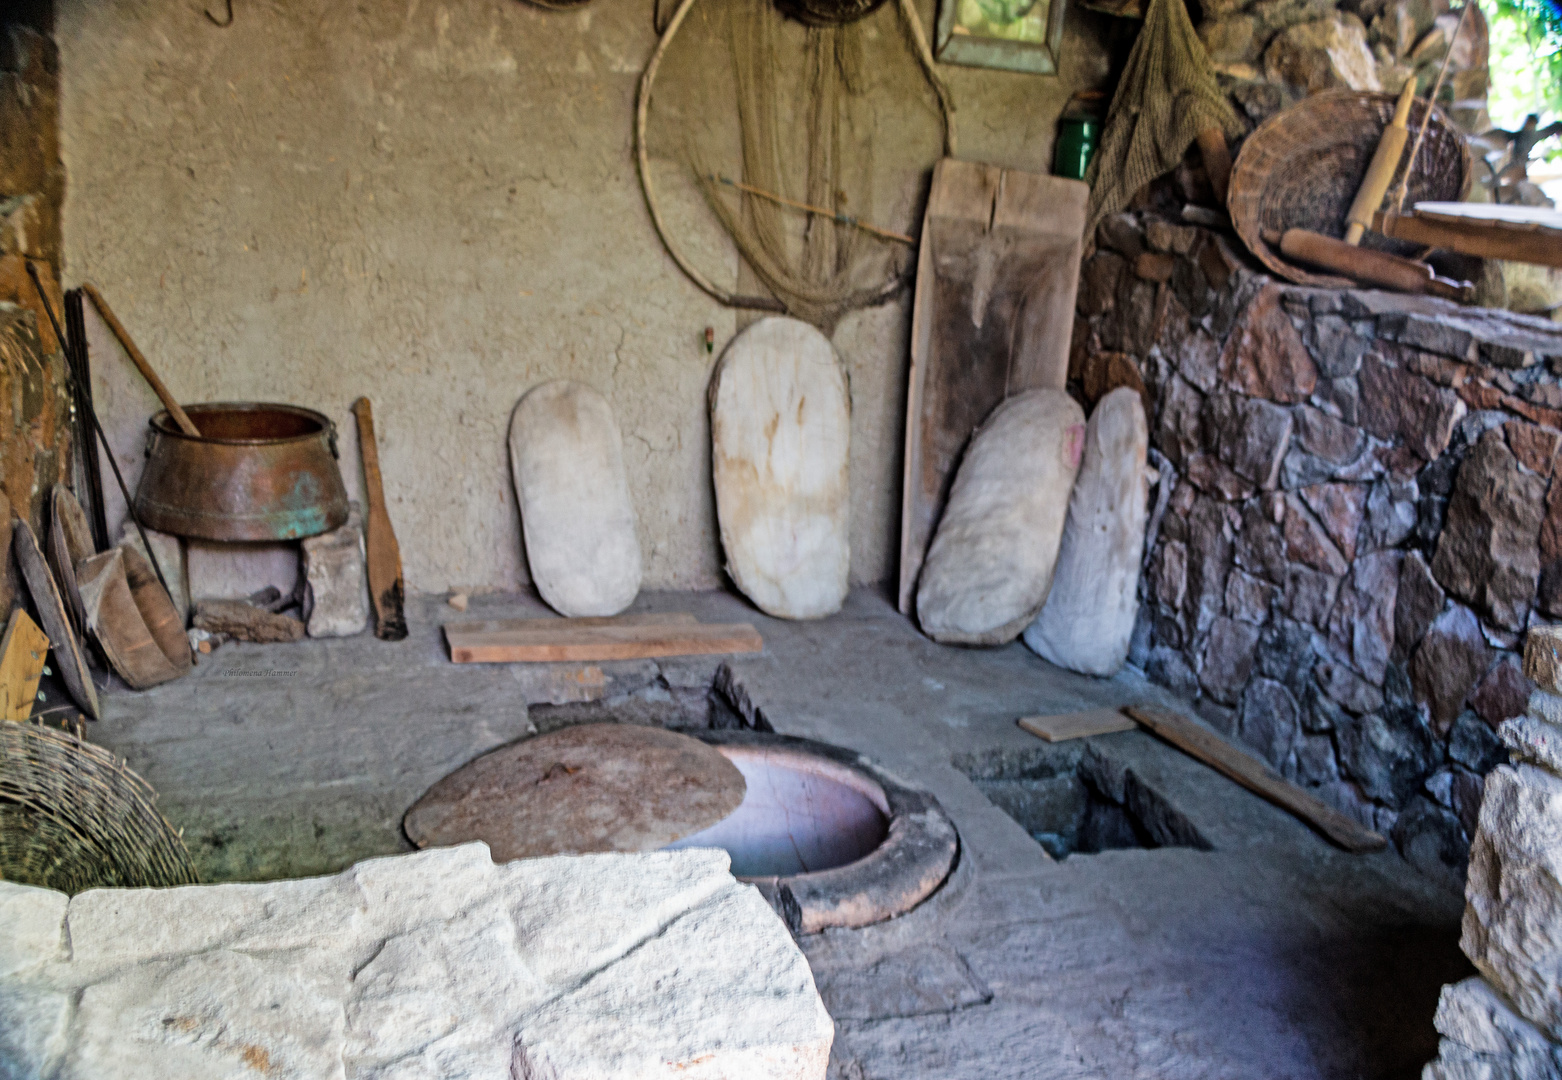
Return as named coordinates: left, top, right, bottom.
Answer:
left=352, top=398, right=408, bottom=642
left=80, top=284, right=201, bottom=437
left=1391, top=1, right=1473, bottom=213
left=1124, top=705, right=1387, bottom=853
left=709, top=174, right=917, bottom=245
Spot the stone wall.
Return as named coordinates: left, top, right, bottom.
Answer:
left=1072, top=210, right=1562, bottom=885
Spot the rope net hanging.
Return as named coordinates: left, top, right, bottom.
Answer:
left=1083, top=0, right=1242, bottom=239
left=637, top=0, right=954, bottom=330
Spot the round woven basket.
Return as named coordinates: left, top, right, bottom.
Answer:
left=1228, top=89, right=1472, bottom=287
left=0, top=723, right=198, bottom=894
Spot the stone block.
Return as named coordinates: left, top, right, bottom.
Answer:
left=1412, top=603, right=1495, bottom=735
left=1282, top=564, right=1341, bottom=627
left=1239, top=677, right=1300, bottom=768
left=1362, top=476, right=1419, bottom=551
left=1326, top=550, right=1401, bottom=684
left=1506, top=422, right=1560, bottom=477
left=1501, top=713, right=1562, bottom=777
left=1184, top=498, right=1234, bottom=634
left=1359, top=353, right=1466, bottom=461
left=1464, top=765, right=1562, bottom=1039
left=1293, top=403, right=1366, bottom=464
left=1395, top=550, right=1445, bottom=662
left=1154, top=540, right=1188, bottom=609
left=1217, top=284, right=1319, bottom=403
left=1186, top=451, right=1258, bottom=501
left=0, top=882, right=66, bottom=978
left=1317, top=659, right=1385, bottom=714
left=1263, top=14, right=1383, bottom=92
left=1224, top=568, right=1276, bottom=625
left=1176, top=329, right=1222, bottom=393
left=301, top=506, right=368, bottom=638
left=1157, top=375, right=1205, bottom=468
left=1, top=845, right=830, bottom=1080
left=1314, top=374, right=1361, bottom=425
left=1306, top=315, right=1371, bottom=378
left=1378, top=312, right=1478, bottom=362
left=1526, top=626, right=1562, bottom=695
left=1433, top=977, right=1562, bottom=1070
left=1235, top=499, right=1288, bottom=583
left=1257, top=617, right=1317, bottom=697
left=1300, top=482, right=1367, bottom=561
left=1452, top=710, right=1511, bottom=774
left=1283, top=495, right=1349, bottom=576
left=1433, top=433, right=1545, bottom=632
left=1200, top=616, right=1261, bottom=705
left=1337, top=703, right=1438, bottom=807
left=1210, top=392, right=1293, bottom=489
left=1473, top=657, right=1535, bottom=731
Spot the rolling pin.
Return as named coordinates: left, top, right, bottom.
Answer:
left=1265, top=228, right=1473, bottom=301
left=1344, top=81, right=1416, bottom=246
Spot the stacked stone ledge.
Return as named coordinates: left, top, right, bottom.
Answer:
left=1076, top=210, right=1562, bottom=886
left=1423, top=626, right=1562, bottom=1078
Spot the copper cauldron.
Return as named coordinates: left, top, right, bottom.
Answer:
left=133, top=402, right=350, bottom=542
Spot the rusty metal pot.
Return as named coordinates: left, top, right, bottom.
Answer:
left=133, top=402, right=350, bottom=542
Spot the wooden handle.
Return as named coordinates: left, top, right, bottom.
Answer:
left=1344, top=82, right=1416, bottom=245
left=352, top=397, right=381, bottom=478
left=1124, top=705, right=1386, bottom=853
left=353, top=397, right=407, bottom=642
left=1272, top=227, right=1435, bottom=294
left=1196, top=128, right=1232, bottom=207
left=81, top=283, right=201, bottom=438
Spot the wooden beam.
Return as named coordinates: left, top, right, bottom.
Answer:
left=1017, top=708, right=1137, bottom=742
left=444, top=616, right=763, bottom=663
left=1372, top=210, right=1562, bottom=268
left=1124, top=705, right=1387, bottom=853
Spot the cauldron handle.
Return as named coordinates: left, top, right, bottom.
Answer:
left=326, top=420, right=339, bottom=459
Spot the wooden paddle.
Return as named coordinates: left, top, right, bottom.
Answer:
left=352, top=398, right=407, bottom=641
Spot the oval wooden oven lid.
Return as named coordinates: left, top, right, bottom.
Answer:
left=403, top=723, right=747, bottom=862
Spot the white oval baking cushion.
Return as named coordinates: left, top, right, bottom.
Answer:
left=711, top=317, right=851, bottom=620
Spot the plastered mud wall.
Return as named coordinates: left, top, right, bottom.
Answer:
left=57, top=0, right=1108, bottom=593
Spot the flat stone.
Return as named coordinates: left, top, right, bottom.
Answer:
left=1451, top=710, right=1511, bottom=774
left=1336, top=703, right=1437, bottom=807
left=1299, top=483, right=1366, bottom=561
left=0, top=845, right=831, bottom=1080
left=1238, top=677, right=1300, bottom=768
left=1257, top=617, right=1317, bottom=697
left=511, top=380, right=643, bottom=618
left=1358, top=353, right=1466, bottom=461
left=1433, top=977, right=1561, bottom=1064
left=1263, top=14, right=1383, bottom=91
left=1209, top=392, right=1294, bottom=489
left=1293, top=404, right=1365, bottom=464
left=1501, top=714, right=1562, bottom=776
left=1507, top=422, right=1560, bottom=477
left=1157, top=375, right=1206, bottom=468
left=1025, top=388, right=1148, bottom=677
left=1412, top=603, right=1495, bottom=734
left=402, top=724, right=746, bottom=860
left=1185, top=451, right=1258, bottom=501
left=1326, top=549, right=1401, bottom=684
left=1464, top=764, right=1562, bottom=1039
left=1361, top=476, right=1418, bottom=551
left=1154, top=539, right=1188, bottom=609
left=712, top=317, right=850, bottom=620
left=1432, top=432, right=1545, bottom=632
left=1378, top=312, right=1479, bottom=361
left=1224, top=568, right=1276, bottom=625
left=1283, top=494, right=1350, bottom=576
left=0, top=883, right=65, bottom=978
left=1526, top=626, right=1562, bottom=694
left=1282, top=564, right=1341, bottom=627
left=918, top=390, right=1084, bottom=645
left=1294, top=732, right=1340, bottom=785
left=1184, top=498, right=1234, bottom=633
left=1316, top=660, right=1385, bottom=714
left=1178, top=329, right=1223, bottom=394
left=1200, top=616, right=1261, bottom=705
left=300, top=506, right=368, bottom=639
left=1217, top=284, right=1318, bottom=403
left=1394, top=550, right=1445, bottom=662
left=1235, top=498, right=1288, bottom=583
left=1314, top=374, right=1361, bottom=425
left=1472, top=656, right=1535, bottom=731
left=1305, top=316, right=1371, bottom=378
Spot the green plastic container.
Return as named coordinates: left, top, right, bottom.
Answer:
left=1054, top=117, right=1100, bottom=181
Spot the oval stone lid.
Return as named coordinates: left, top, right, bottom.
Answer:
left=404, top=723, right=747, bottom=861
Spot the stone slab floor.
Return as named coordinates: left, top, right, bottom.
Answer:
left=91, top=587, right=1469, bottom=1080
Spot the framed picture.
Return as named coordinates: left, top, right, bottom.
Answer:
left=934, top=0, right=1067, bottom=75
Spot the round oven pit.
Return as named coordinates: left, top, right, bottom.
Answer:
left=668, top=730, right=958, bottom=934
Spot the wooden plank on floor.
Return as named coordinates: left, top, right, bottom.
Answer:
left=1124, top=705, right=1387, bottom=853
left=0, top=608, right=49, bottom=722
left=1017, top=708, right=1136, bottom=743
left=449, top=612, right=699, bottom=635
left=444, top=617, right=762, bottom=663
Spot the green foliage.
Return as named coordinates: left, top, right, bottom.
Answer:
left=1480, top=0, right=1562, bottom=155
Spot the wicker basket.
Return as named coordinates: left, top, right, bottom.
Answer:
left=1228, top=90, right=1472, bottom=287
left=0, top=722, right=198, bottom=893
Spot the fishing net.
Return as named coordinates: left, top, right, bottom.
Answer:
left=641, top=0, right=952, bottom=331
left=1083, top=0, right=1243, bottom=238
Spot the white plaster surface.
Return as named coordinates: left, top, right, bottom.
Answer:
left=711, top=318, right=851, bottom=620
left=1024, top=387, right=1148, bottom=676
left=55, top=0, right=1108, bottom=594
left=0, top=844, right=832, bottom=1080
left=510, top=380, right=642, bottom=617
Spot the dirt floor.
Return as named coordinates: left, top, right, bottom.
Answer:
left=92, top=587, right=1469, bottom=1079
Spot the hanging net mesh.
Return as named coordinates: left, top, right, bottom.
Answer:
left=1083, top=0, right=1243, bottom=239
left=645, top=0, right=947, bottom=330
